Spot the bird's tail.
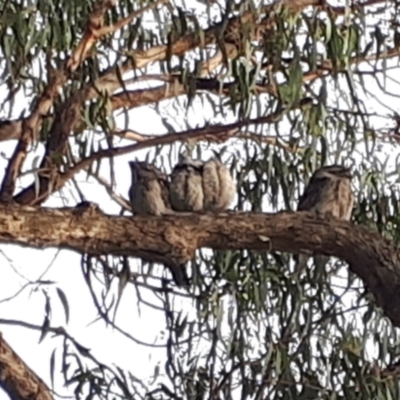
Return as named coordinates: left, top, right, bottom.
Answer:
left=294, top=254, right=329, bottom=274
left=294, top=253, right=309, bottom=274
left=166, top=262, right=190, bottom=288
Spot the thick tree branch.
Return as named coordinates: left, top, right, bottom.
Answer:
left=9, top=40, right=394, bottom=206
left=8, top=53, right=230, bottom=206
left=0, top=205, right=399, bottom=327
left=0, top=0, right=395, bottom=207
left=1, top=38, right=394, bottom=147
left=0, top=0, right=119, bottom=204
left=0, top=0, right=393, bottom=145
left=0, top=333, right=53, bottom=400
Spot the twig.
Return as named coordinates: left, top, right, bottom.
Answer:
left=67, top=0, right=168, bottom=72
left=66, top=0, right=119, bottom=72
left=83, top=168, right=131, bottom=212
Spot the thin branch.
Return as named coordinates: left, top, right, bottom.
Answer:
left=12, top=107, right=294, bottom=205
left=0, top=318, right=147, bottom=396
left=1, top=0, right=396, bottom=206
left=68, top=110, right=286, bottom=167
left=0, top=0, right=120, bottom=202
left=98, top=0, right=169, bottom=36
left=82, top=168, right=131, bottom=212
left=0, top=0, right=394, bottom=144
left=111, top=126, right=296, bottom=152
left=67, top=0, right=168, bottom=72
left=66, top=0, right=119, bottom=72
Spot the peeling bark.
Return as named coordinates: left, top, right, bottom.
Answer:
left=0, top=204, right=399, bottom=326
left=0, top=334, right=53, bottom=400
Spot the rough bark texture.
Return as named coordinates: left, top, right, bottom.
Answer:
left=0, top=204, right=399, bottom=326
left=0, top=333, right=53, bottom=400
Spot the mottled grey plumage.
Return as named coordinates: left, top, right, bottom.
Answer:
left=169, top=156, right=204, bottom=212
left=298, top=165, right=354, bottom=219
left=296, top=165, right=354, bottom=272
left=170, top=155, right=235, bottom=212
left=202, top=159, right=235, bottom=211
left=128, top=161, right=189, bottom=286
left=128, top=161, right=172, bottom=216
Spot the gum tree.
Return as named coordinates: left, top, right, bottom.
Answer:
left=1, top=0, right=400, bottom=398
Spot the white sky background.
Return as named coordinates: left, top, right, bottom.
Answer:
left=1, top=0, right=400, bottom=399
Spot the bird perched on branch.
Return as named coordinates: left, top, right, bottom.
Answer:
left=296, top=164, right=355, bottom=271
left=169, top=155, right=236, bottom=212
left=298, top=165, right=354, bottom=219
left=128, top=161, right=172, bottom=216
left=128, top=161, right=190, bottom=287
left=169, top=155, right=205, bottom=212
left=202, top=158, right=236, bottom=211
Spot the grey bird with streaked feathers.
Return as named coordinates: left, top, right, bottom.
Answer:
left=128, top=161, right=172, bottom=216
left=296, top=164, right=355, bottom=271
left=169, top=154, right=235, bottom=212
left=202, top=158, right=235, bottom=211
left=298, top=165, right=354, bottom=219
left=169, top=155, right=204, bottom=212
left=128, top=161, right=190, bottom=287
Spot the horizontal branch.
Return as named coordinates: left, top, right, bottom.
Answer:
left=0, top=204, right=400, bottom=327
left=112, top=127, right=295, bottom=152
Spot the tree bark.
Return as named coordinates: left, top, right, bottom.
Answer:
left=0, top=333, right=53, bottom=400
left=0, top=204, right=399, bottom=326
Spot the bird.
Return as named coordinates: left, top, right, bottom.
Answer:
left=296, top=164, right=355, bottom=272
left=169, top=155, right=204, bottom=212
left=170, top=154, right=236, bottom=212
left=298, top=165, right=354, bottom=219
left=202, top=158, right=236, bottom=211
left=128, top=161, right=172, bottom=216
left=128, top=161, right=190, bottom=287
